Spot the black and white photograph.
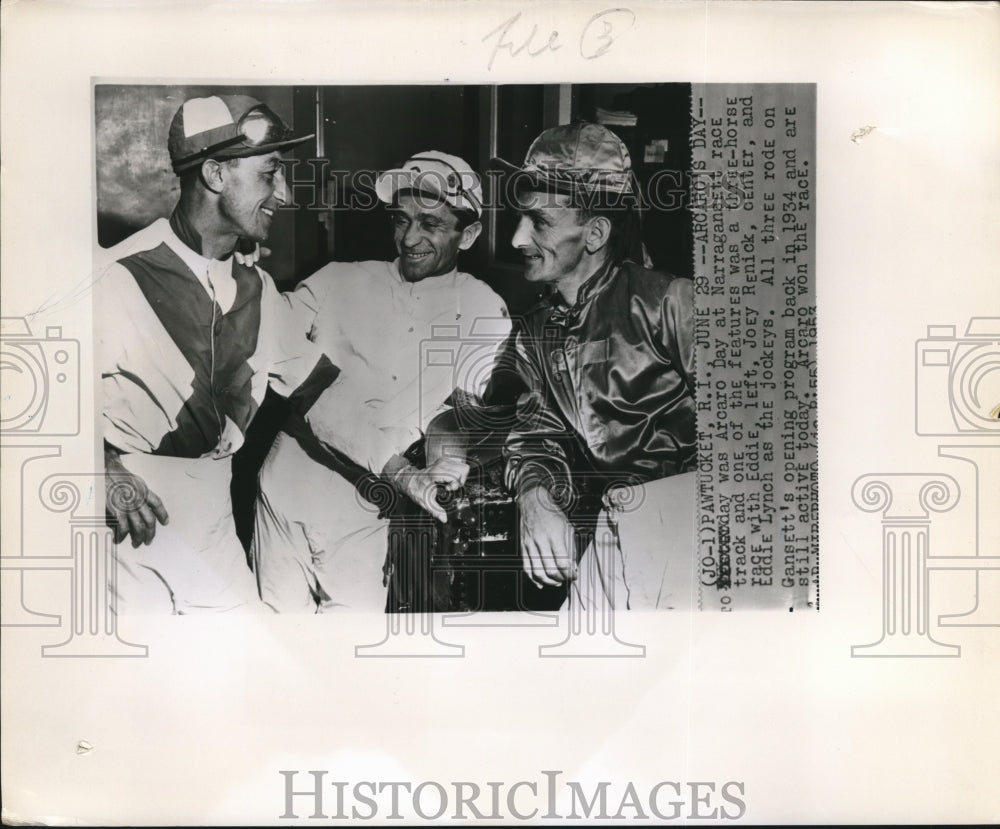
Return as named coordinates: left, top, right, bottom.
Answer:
left=1, top=1, right=997, bottom=825
left=93, top=80, right=816, bottom=618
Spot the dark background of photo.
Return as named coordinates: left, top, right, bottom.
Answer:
left=94, top=83, right=694, bottom=551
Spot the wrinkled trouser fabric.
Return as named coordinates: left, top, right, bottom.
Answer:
left=252, top=431, right=388, bottom=612
left=111, top=453, right=265, bottom=614
left=569, top=471, right=697, bottom=611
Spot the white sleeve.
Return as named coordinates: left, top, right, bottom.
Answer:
left=281, top=265, right=333, bottom=340
left=259, top=270, right=339, bottom=403
left=458, top=279, right=512, bottom=400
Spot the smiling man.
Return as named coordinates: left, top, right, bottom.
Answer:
left=97, top=94, right=340, bottom=613
left=493, top=122, right=697, bottom=611
left=252, top=151, right=510, bottom=612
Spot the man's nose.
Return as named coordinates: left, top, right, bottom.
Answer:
left=402, top=220, right=424, bottom=248
left=273, top=167, right=288, bottom=205
left=511, top=216, right=531, bottom=248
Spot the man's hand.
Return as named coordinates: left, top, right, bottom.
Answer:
left=104, top=445, right=169, bottom=547
left=518, top=485, right=576, bottom=588
left=388, top=456, right=470, bottom=523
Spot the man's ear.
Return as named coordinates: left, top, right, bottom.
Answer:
left=458, top=220, right=483, bottom=251
left=584, top=214, right=612, bottom=254
left=199, top=158, right=226, bottom=194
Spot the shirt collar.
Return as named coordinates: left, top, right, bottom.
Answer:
left=389, top=258, right=459, bottom=287
left=551, top=257, right=619, bottom=320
